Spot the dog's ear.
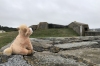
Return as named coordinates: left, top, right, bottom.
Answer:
left=25, top=28, right=29, bottom=36
left=19, top=25, right=27, bottom=32
left=22, top=28, right=27, bottom=32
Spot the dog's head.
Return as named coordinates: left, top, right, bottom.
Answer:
left=17, top=24, right=33, bottom=36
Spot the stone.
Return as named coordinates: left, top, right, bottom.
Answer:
left=54, top=41, right=98, bottom=50
left=31, top=41, right=52, bottom=52
left=49, top=46, right=60, bottom=53
left=33, top=45, right=44, bottom=52
left=1, top=37, right=100, bottom=66
left=59, top=48, right=100, bottom=65
left=30, top=38, right=52, bottom=49
left=24, top=55, right=38, bottom=65
left=30, top=51, right=87, bottom=66
left=0, top=55, right=11, bottom=63
left=0, top=55, right=31, bottom=66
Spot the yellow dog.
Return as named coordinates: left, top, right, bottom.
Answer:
left=3, top=24, right=33, bottom=56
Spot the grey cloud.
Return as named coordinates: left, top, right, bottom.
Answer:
left=0, top=0, right=100, bottom=28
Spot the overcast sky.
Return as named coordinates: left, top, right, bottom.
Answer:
left=0, top=0, right=100, bottom=28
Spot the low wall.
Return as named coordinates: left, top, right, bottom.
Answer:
left=85, top=31, right=100, bottom=36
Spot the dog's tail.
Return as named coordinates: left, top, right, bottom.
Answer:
left=3, top=47, right=12, bottom=56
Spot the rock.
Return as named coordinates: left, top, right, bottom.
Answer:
left=1, top=37, right=100, bottom=66
left=41, top=36, right=100, bottom=43
left=24, top=55, right=38, bottom=65
left=31, top=38, right=52, bottom=49
left=30, top=38, right=52, bottom=44
left=0, top=55, right=11, bottom=64
left=54, top=41, right=98, bottom=50
left=59, top=48, right=100, bottom=65
left=0, top=55, right=31, bottom=66
left=33, top=45, right=44, bottom=52
left=24, top=51, right=87, bottom=66
left=31, top=41, right=52, bottom=52
left=30, top=38, right=53, bottom=52
left=49, top=46, right=60, bottom=53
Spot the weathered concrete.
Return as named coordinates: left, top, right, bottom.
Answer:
left=68, top=21, right=89, bottom=36
left=37, top=22, right=48, bottom=29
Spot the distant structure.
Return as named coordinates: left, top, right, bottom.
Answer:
left=48, top=23, right=67, bottom=28
left=37, top=22, right=48, bottom=29
left=0, top=30, right=6, bottom=33
left=89, top=28, right=100, bottom=32
left=30, top=22, right=67, bottom=30
left=68, top=21, right=89, bottom=36
left=30, top=21, right=100, bottom=36
left=85, top=31, right=100, bottom=36
left=30, top=25, right=37, bottom=31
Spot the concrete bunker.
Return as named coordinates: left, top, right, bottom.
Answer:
left=68, top=21, right=89, bottom=36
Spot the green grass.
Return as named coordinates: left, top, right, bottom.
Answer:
left=0, top=28, right=79, bottom=48
left=0, top=31, right=18, bottom=48
left=30, top=28, right=79, bottom=38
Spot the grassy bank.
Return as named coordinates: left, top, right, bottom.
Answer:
left=0, top=28, right=79, bottom=48
left=30, top=28, right=79, bottom=37
left=0, top=31, right=18, bottom=48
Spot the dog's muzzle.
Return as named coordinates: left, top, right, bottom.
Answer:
left=29, top=28, right=33, bottom=33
